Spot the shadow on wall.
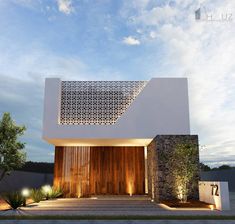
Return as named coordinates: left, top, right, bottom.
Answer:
left=201, top=169, right=235, bottom=192
left=0, top=170, right=53, bottom=192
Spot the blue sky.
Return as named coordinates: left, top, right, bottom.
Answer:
left=0, top=0, right=234, bottom=167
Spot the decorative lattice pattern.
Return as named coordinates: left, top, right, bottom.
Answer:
left=60, top=81, right=147, bottom=125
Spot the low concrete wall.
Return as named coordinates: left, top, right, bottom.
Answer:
left=1, top=169, right=234, bottom=194
left=200, top=170, right=235, bottom=192
left=0, top=171, right=53, bottom=192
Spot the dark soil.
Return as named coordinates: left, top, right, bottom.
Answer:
left=161, top=199, right=211, bottom=208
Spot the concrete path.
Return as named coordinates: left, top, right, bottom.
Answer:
left=0, top=193, right=235, bottom=218
left=9, top=194, right=235, bottom=216
left=0, top=199, right=227, bottom=216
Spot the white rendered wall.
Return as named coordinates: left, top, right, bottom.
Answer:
left=199, top=181, right=230, bottom=210
left=42, top=78, right=191, bottom=146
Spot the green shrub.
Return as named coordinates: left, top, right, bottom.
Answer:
left=30, top=188, right=44, bottom=203
left=48, top=187, right=63, bottom=199
left=3, top=191, right=24, bottom=209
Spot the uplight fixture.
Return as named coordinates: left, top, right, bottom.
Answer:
left=21, top=188, right=30, bottom=197
left=42, top=185, right=52, bottom=200
left=21, top=188, right=30, bottom=206
left=209, top=204, right=215, bottom=210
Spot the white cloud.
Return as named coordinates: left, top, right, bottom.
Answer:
left=149, top=31, right=157, bottom=39
left=0, top=46, right=122, bottom=162
left=136, top=5, right=177, bottom=26
left=56, top=0, right=74, bottom=15
left=121, top=0, right=235, bottom=166
left=123, top=36, right=140, bottom=45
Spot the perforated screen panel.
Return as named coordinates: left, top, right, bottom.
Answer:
left=60, top=81, right=147, bottom=125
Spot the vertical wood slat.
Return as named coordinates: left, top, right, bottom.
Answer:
left=89, top=146, right=145, bottom=195
left=54, top=146, right=145, bottom=197
left=54, top=146, right=90, bottom=197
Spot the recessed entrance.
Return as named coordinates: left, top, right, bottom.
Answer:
left=54, top=146, right=145, bottom=197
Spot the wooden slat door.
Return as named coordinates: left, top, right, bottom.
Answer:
left=89, top=146, right=145, bottom=195
left=54, top=146, right=145, bottom=197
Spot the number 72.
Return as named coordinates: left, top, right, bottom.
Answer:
left=210, top=184, right=219, bottom=196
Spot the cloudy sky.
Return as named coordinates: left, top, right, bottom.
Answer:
left=0, top=0, right=234, bottom=167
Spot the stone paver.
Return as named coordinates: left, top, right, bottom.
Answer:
left=0, top=196, right=233, bottom=216
left=3, top=193, right=230, bottom=216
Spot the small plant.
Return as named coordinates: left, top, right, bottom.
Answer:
left=41, top=185, right=63, bottom=199
left=48, top=187, right=63, bottom=199
left=3, top=191, right=24, bottom=209
left=30, top=188, right=44, bottom=203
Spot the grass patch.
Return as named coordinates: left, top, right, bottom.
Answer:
left=0, top=215, right=235, bottom=220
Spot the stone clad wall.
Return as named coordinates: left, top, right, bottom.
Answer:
left=147, top=135, right=199, bottom=202
left=147, top=139, right=158, bottom=200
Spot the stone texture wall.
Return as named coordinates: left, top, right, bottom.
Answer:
left=147, top=135, right=199, bottom=202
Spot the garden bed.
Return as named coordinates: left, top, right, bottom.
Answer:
left=0, top=198, right=34, bottom=211
left=161, top=199, right=212, bottom=209
left=0, top=198, right=10, bottom=210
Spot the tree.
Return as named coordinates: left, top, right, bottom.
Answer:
left=218, top=165, right=231, bottom=170
left=0, top=112, right=26, bottom=181
left=17, top=161, right=54, bottom=173
left=200, top=163, right=211, bottom=171
left=169, top=143, right=199, bottom=203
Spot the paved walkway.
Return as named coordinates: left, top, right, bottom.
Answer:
left=0, top=195, right=234, bottom=216
left=0, top=193, right=235, bottom=223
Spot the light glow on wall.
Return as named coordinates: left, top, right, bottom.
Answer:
left=151, top=178, right=155, bottom=201
left=77, top=184, right=82, bottom=198
left=209, top=204, right=215, bottom=210
left=144, top=146, right=148, bottom=194
left=128, top=181, right=133, bottom=196
left=177, top=185, right=183, bottom=201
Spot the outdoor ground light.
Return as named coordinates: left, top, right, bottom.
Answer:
left=21, top=188, right=30, bottom=206
left=42, top=185, right=52, bottom=200
left=209, top=204, right=215, bottom=210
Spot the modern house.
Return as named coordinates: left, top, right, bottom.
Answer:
left=42, top=78, right=199, bottom=201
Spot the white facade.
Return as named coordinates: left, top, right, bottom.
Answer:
left=42, top=78, right=190, bottom=146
